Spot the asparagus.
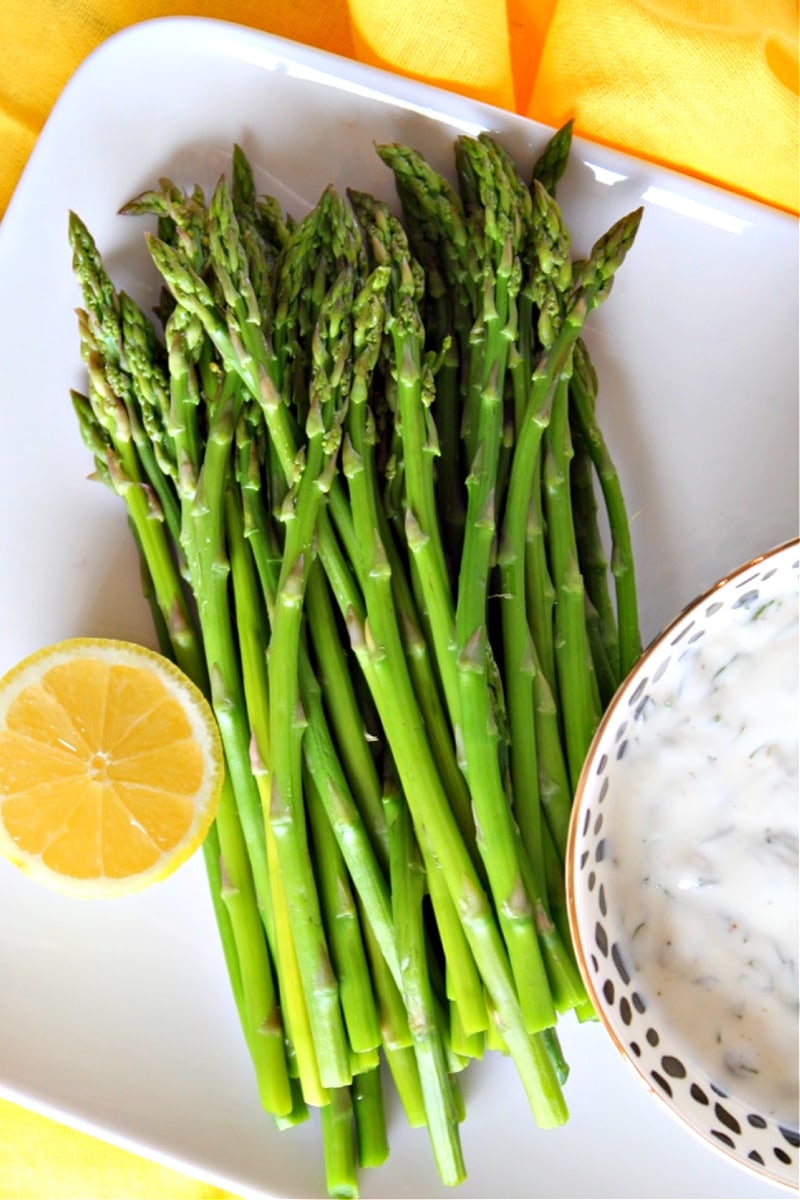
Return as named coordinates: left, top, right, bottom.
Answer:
left=570, top=336, right=642, bottom=676
left=226, top=219, right=472, bottom=1159
left=68, top=124, right=644, bottom=1198
left=266, top=265, right=354, bottom=1091
left=376, top=135, right=569, bottom=1036
left=531, top=119, right=574, bottom=196
left=320, top=1086, right=359, bottom=1200
left=341, top=345, right=566, bottom=1122
left=351, top=1064, right=389, bottom=1169
left=569, top=420, right=622, bottom=705
left=69, top=216, right=296, bottom=1119
left=348, top=190, right=459, bottom=731
left=225, top=473, right=329, bottom=1109
left=306, top=771, right=382, bottom=1062
left=547, top=210, right=642, bottom=785
left=385, top=784, right=466, bottom=1186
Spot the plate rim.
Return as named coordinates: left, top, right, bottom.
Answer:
left=4, top=14, right=799, bottom=242
left=0, top=15, right=797, bottom=1200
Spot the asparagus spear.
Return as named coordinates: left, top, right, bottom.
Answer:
left=569, top=418, right=622, bottom=705
left=347, top=189, right=460, bottom=745
left=531, top=120, right=574, bottom=196
left=266, top=268, right=355, bottom=1091
left=351, top=1063, right=389, bottom=1169
left=385, top=782, right=466, bottom=1186
left=570, top=336, right=642, bottom=677
left=548, top=209, right=643, bottom=785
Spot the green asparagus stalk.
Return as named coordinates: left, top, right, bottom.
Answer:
left=449, top=138, right=555, bottom=1036
left=305, top=772, right=382, bottom=1060
left=531, top=120, right=574, bottom=196
left=544, top=373, right=603, bottom=789
left=569, top=420, right=622, bottom=704
left=340, top=285, right=491, bottom=1042
left=351, top=1064, right=389, bottom=1169
left=517, top=179, right=572, bottom=702
left=224, top=474, right=328, bottom=1109
left=213, top=771, right=294, bottom=1116
left=571, top=336, right=642, bottom=676
left=348, top=190, right=460, bottom=732
left=320, top=1086, right=359, bottom=1200
left=266, top=272, right=355, bottom=1091
left=385, top=783, right=466, bottom=1186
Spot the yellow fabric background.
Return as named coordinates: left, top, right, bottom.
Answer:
left=0, top=3, right=797, bottom=1199
left=0, top=0, right=797, bottom=218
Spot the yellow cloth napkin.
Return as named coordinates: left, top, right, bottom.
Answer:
left=0, top=3, right=797, bottom=1198
left=0, top=0, right=797, bottom=219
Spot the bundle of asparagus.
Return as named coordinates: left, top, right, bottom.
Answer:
left=69, top=122, right=642, bottom=1197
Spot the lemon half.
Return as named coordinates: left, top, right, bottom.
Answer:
left=0, top=638, right=223, bottom=897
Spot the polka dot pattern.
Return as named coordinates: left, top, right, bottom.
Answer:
left=568, top=542, right=799, bottom=1191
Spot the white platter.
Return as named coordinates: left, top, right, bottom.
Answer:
left=0, top=16, right=797, bottom=1200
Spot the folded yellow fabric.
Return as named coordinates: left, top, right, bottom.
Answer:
left=0, top=2, right=797, bottom=1198
left=529, top=0, right=799, bottom=212
left=0, top=0, right=797, bottom=217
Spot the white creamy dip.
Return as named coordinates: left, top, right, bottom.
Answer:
left=610, top=581, right=799, bottom=1124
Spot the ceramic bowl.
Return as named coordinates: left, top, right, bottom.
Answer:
left=566, top=539, right=799, bottom=1190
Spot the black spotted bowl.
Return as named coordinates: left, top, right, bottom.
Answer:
left=566, top=539, right=799, bottom=1191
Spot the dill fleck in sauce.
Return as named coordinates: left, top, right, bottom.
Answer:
left=612, top=581, right=799, bottom=1124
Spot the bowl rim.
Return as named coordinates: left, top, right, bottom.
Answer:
left=565, top=535, right=800, bottom=1191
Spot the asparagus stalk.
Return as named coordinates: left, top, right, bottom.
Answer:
left=228, top=483, right=332, bottom=1106
left=266, top=270, right=355, bottom=1091
left=213, top=771, right=294, bottom=1116
left=351, top=1064, right=389, bottom=1169
left=569, top=419, right=622, bottom=705
left=531, top=120, right=574, bottom=197
left=320, top=1086, right=359, bottom=1200
left=385, top=784, right=466, bottom=1186
left=340, top=277, right=491, bottom=1042
left=547, top=211, right=643, bottom=783
left=348, top=190, right=460, bottom=732
left=225, top=472, right=328, bottom=1109
left=305, top=771, right=382, bottom=1061
left=449, top=137, right=555, bottom=1035
left=543, top=373, right=603, bottom=789
left=571, top=336, right=642, bottom=676
left=517, top=180, right=573, bottom=702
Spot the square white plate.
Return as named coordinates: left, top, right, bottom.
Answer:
left=0, top=17, right=797, bottom=1200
